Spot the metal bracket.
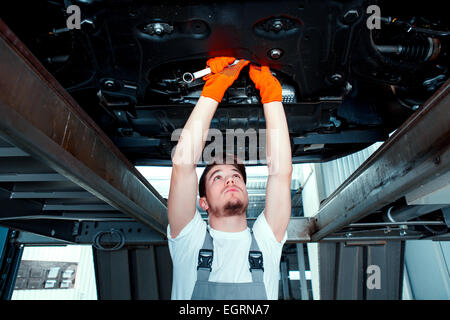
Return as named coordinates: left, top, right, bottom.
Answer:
left=442, top=207, right=450, bottom=228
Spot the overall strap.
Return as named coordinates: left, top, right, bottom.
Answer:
left=248, top=229, right=264, bottom=283
left=196, top=228, right=265, bottom=283
left=196, top=228, right=213, bottom=281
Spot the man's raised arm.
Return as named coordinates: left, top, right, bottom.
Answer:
left=167, top=58, right=249, bottom=238
left=249, top=65, right=293, bottom=242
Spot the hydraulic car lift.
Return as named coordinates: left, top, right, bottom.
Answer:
left=0, top=19, right=449, bottom=299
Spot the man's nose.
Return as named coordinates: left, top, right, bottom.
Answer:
left=225, top=175, right=235, bottom=185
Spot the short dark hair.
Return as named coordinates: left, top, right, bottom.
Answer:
left=199, top=154, right=246, bottom=198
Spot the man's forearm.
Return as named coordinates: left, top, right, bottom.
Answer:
left=172, top=96, right=219, bottom=167
left=263, top=101, right=292, bottom=175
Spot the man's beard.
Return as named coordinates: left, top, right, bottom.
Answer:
left=209, top=198, right=248, bottom=217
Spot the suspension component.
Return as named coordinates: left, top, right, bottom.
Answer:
left=376, top=37, right=441, bottom=61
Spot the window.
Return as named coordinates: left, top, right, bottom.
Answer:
left=12, top=245, right=97, bottom=300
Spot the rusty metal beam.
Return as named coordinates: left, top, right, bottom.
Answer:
left=286, top=217, right=316, bottom=243
left=0, top=20, right=168, bottom=236
left=311, top=79, right=450, bottom=241
left=10, top=217, right=316, bottom=246
left=248, top=217, right=316, bottom=243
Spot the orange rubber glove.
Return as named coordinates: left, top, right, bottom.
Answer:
left=201, top=57, right=250, bottom=103
left=207, top=57, right=236, bottom=74
left=249, top=64, right=282, bottom=104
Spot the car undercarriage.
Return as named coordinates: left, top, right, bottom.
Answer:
left=1, top=0, right=448, bottom=165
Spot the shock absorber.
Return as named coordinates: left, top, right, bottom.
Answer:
left=376, top=37, right=441, bottom=62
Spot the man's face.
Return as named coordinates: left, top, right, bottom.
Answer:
left=201, top=164, right=249, bottom=217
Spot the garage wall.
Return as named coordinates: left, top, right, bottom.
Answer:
left=319, top=142, right=383, bottom=199
left=403, top=240, right=450, bottom=299
left=93, top=244, right=172, bottom=300
left=299, top=142, right=383, bottom=300
left=296, top=163, right=322, bottom=300
left=319, top=240, right=404, bottom=300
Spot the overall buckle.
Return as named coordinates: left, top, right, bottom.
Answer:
left=197, top=249, right=213, bottom=271
left=249, top=251, right=264, bottom=271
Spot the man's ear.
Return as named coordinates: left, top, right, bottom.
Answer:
left=199, top=197, right=209, bottom=211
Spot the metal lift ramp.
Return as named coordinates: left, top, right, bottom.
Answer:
left=310, top=78, right=450, bottom=299
left=311, top=78, right=450, bottom=241
left=0, top=19, right=170, bottom=299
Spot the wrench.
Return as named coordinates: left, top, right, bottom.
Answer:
left=182, top=59, right=240, bottom=83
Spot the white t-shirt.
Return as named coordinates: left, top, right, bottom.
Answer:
left=167, top=210, right=287, bottom=300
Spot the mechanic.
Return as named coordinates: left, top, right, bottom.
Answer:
left=167, top=57, right=292, bottom=300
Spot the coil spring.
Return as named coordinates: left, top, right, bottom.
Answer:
left=399, top=38, right=437, bottom=61
left=400, top=44, right=428, bottom=60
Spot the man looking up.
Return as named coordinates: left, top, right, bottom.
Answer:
left=167, top=57, right=292, bottom=300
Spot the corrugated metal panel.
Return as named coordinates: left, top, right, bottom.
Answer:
left=11, top=245, right=97, bottom=300
left=93, top=245, right=172, bottom=300
left=319, top=241, right=404, bottom=300
left=320, top=142, right=383, bottom=198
